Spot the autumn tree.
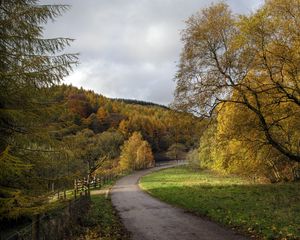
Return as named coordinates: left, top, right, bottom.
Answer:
left=166, top=143, right=187, bottom=160
left=174, top=0, right=300, bottom=163
left=119, top=132, right=154, bottom=171
left=198, top=121, right=217, bottom=169
left=136, top=141, right=154, bottom=169
left=186, top=148, right=199, bottom=169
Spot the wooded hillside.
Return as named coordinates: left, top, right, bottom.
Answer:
left=1, top=83, right=204, bottom=220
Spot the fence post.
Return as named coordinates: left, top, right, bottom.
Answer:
left=64, top=190, right=66, bottom=200
left=82, top=178, right=85, bottom=192
left=87, top=175, right=90, bottom=196
left=74, top=179, right=77, bottom=195
left=87, top=183, right=90, bottom=197
left=32, top=214, right=40, bottom=240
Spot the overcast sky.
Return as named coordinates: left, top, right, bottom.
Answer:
left=42, top=0, right=263, bottom=106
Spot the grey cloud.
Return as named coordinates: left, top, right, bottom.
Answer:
left=42, top=0, right=263, bottom=105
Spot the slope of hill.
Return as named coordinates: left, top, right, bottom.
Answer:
left=1, top=84, right=206, bottom=221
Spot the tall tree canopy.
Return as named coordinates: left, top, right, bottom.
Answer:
left=174, top=0, right=300, bottom=162
left=0, top=0, right=78, bottom=150
left=0, top=0, right=78, bottom=218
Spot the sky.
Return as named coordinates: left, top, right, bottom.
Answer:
left=42, top=0, right=263, bottom=106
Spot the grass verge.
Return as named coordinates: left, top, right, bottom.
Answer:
left=77, top=185, right=130, bottom=240
left=139, top=166, right=300, bottom=240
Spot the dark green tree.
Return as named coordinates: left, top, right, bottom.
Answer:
left=0, top=0, right=78, bottom=219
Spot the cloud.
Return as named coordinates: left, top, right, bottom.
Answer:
left=41, top=0, right=263, bottom=105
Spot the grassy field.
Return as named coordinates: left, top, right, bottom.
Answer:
left=140, top=166, right=300, bottom=240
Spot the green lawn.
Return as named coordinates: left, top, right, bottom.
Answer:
left=139, top=166, right=300, bottom=240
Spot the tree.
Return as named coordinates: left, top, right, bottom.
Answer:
left=186, top=148, right=199, bottom=170
left=67, top=93, right=93, bottom=118
left=1, top=1, right=78, bottom=148
left=198, top=121, right=217, bottom=169
left=136, top=141, right=154, bottom=169
left=166, top=143, right=187, bottom=160
left=119, top=132, right=154, bottom=171
left=0, top=0, right=77, bottom=218
left=96, top=107, right=108, bottom=121
left=214, top=101, right=298, bottom=181
left=174, top=1, right=300, bottom=162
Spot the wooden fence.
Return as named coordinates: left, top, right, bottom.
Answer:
left=73, top=173, right=117, bottom=198
left=4, top=172, right=120, bottom=240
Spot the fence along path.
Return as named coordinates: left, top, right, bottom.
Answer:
left=5, top=172, right=120, bottom=240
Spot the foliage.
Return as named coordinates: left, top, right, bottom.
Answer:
left=174, top=0, right=300, bottom=163
left=186, top=149, right=199, bottom=170
left=119, top=132, right=154, bottom=171
left=166, top=143, right=187, bottom=160
left=198, top=121, right=217, bottom=170
left=112, top=98, right=169, bottom=110
left=197, top=106, right=299, bottom=181
left=0, top=0, right=78, bottom=219
left=140, top=166, right=300, bottom=240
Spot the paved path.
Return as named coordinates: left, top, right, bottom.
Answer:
left=111, top=164, right=249, bottom=240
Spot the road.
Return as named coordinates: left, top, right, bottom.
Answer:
left=111, top=164, right=249, bottom=240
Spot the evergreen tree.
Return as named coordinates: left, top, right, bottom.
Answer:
left=0, top=0, right=78, bottom=219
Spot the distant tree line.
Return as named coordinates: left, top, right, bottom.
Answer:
left=111, top=98, right=170, bottom=110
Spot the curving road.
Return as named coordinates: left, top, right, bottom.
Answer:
left=111, top=164, right=249, bottom=240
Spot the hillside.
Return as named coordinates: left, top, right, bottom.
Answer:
left=1, top=84, right=206, bottom=221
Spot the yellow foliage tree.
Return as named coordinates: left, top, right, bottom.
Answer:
left=174, top=0, right=300, bottom=163
left=119, top=132, right=154, bottom=171
left=96, top=107, right=108, bottom=121
left=136, top=141, right=154, bottom=169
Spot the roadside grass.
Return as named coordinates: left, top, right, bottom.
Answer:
left=77, top=183, right=130, bottom=240
left=139, top=166, right=300, bottom=240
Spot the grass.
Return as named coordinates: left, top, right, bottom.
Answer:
left=139, top=166, right=300, bottom=240
left=77, top=183, right=130, bottom=240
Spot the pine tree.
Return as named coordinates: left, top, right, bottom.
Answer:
left=0, top=0, right=78, bottom=219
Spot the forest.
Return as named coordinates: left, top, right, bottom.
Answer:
left=0, top=83, right=204, bottom=221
